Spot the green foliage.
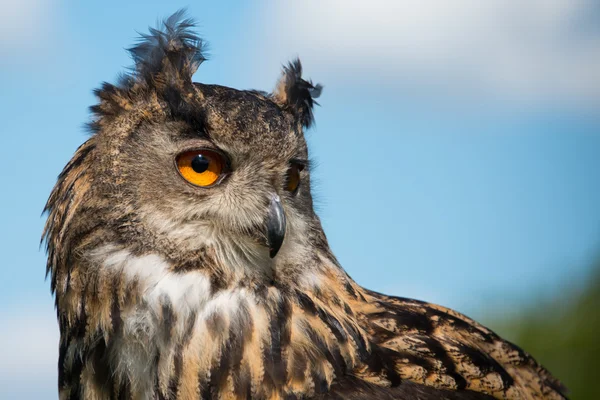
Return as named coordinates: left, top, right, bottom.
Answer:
left=490, top=263, right=600, bottom=399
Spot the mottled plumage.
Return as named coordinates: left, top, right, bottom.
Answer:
left=43, top=11, right=567, bottom=400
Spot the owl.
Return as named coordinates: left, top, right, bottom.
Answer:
left=43, top=10, right=567, bottom=400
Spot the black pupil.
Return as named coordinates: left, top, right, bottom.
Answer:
left=191, top=154, right=210, bottom=173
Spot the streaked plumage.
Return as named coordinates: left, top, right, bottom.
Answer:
left=43, top=10, right=567, bottom=400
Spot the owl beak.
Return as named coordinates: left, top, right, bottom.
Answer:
left=266, top=194, right=286, bottom=258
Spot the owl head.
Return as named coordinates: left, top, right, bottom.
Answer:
left=44, top=11, right=325, bottom=290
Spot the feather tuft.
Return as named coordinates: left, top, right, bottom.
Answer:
left=128, top=8, right=207, bottom=86
left=272, top=58, right=323, bottom=128
left=88, top=9, right=208, bottom=130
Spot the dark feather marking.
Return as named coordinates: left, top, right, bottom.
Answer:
left=205, top=313, right=229, bottom=398
left=108, top=375, right=117, bottom=400
left=117, top=380, right=131, bottom=400
left=68, top=386, right=81, bottom=400
left=206, top=313, right=226, bottom=338
left=111, top=275, right=122, bottom=335
left=330, top=345, right=348, bottom=376
left=344, top=282, right=357, bottom=298
left=123, top=281, right=139, bottom=312
left=263, top=297, right=292, bottom=387
left=498, top=339, right=530, bottom=366
left=365, top=345, right=402, bottom=387
left=311, top=369, right=329, bottom=394
left=231, top=300, right=254, bottom=397
left=155, top=353, right=168, bottom=400
left=295, top=294, right=349, bottom=372
left=48, top=253, right=57, bottom=292
left=181, top=311, right=197, bottom=345
left=456, top=344, right=514, bottom=388
left=58, top=337, right=68, bottom=389
left=72, top=293, right=87, bottom=340
left=55, top=169, right=86, bottom=208
left=343, top=302, right=354, bottom=316
left=168, top=347, right=183, bottom=399
left=197, top=371, right=211, bottom=400
left=370, top=309, right=434, bottom=335
left=233, top=367, right=253, bottom=400
left=315, top=306, right=347, bottom=343
left=296, top=290, right=317, bottom=314
left=261, top=371, right=276, bottom=398
left=344, top=322, right=370, bottom=362
left=67, top=349, right=84, bottom=400
left=162, top=85, right=207, bottom=133
left=209, top=331, right=231, bottom=393
left=414, top=335, right=467, bottom=389
left=369, top=323, right=399, bottom=343
left=224, top=323, right=243, bottom=393
left=426, top=308, right=494, bottom=342
left=296, top=288, right=339, bottom=337
left=209, top=272, right=228, bottom=293
left=302, top=322, right=346, bottom=377
left=205, top=316, right=229, bottom=398
left=160, top=296, right=176, bottom=343
left=172, top=247, right=213, bottom=273
left=89, top=338, right=112, bottom=392
left=63, top=218, right=105, bottom=257
left=157, top=389, right=168, bottom=400
left=393, top=348, right=437, bottom=372
left=290, top=348, right=308, bottom=385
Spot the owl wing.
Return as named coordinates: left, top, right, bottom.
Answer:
left=350, top=289, right=568, bottom=399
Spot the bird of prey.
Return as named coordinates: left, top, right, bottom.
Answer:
left=43, top=10, right=567, bottom=400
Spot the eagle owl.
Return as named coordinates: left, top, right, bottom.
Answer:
left=43, top=11, right=567, bottom=400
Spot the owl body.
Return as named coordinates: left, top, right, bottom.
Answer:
left=43, top=11, right=567, bottom=400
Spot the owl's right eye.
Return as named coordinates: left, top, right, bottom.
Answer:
left=285, top=163, right=304, bottom=193
left=176, top=149, right=225, bottom=187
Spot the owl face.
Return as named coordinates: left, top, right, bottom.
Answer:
left=102, top=86, right=311, bottom=263
left=72, top=18, right=323, bottom=281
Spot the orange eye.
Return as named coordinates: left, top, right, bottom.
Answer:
left=176, top=150, right=225, bottom=187
left=285, top=163, right=303, bottom=193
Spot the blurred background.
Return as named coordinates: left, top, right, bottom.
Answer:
left=0, top=1, right=598, bottom=398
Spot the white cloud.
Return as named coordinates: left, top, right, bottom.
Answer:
left=266, top=0, right=600, bottom=107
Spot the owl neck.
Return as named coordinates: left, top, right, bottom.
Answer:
left=56, top=242, right=372, bottom=398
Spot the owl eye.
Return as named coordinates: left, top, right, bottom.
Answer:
left=176, top=150, right=225, bottom=187
left=285, top=163, right=304, bottom=193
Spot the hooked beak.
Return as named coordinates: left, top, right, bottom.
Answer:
left=266, top=194, right=286, bottom=258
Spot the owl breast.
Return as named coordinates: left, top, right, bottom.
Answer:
left=83, top=244, right=355, bottom=399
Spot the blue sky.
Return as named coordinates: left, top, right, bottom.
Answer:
left=1, top=1, right=599, bottom=398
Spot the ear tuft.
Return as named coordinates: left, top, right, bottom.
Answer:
left=88, top=10, right=207, bottom=134
left=128, top=8, right=207, bottom=87
left=272, top=59, right=323, bottom=128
